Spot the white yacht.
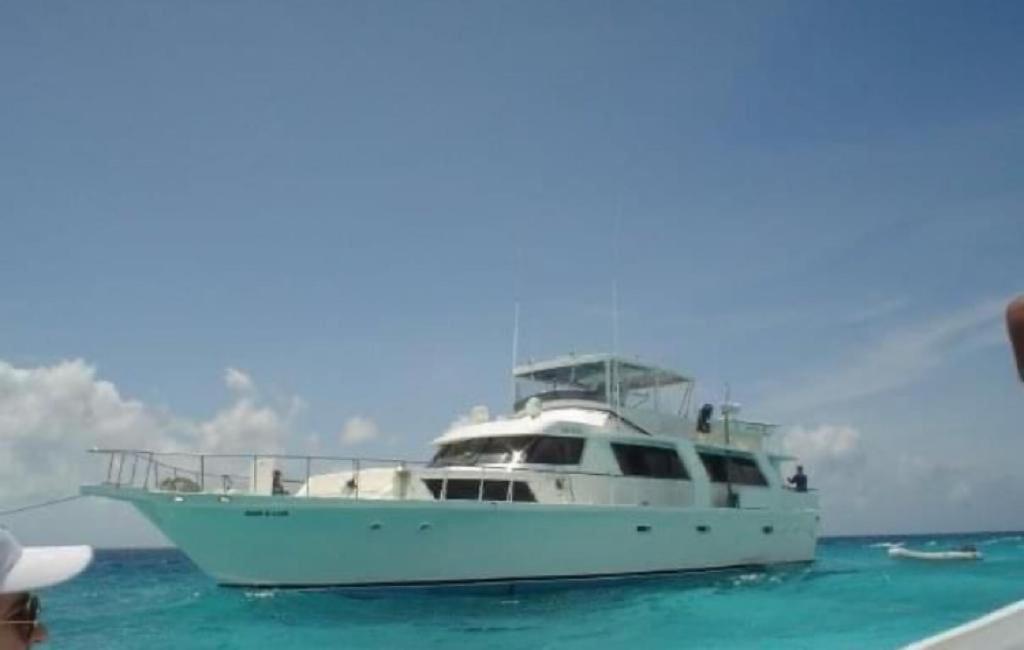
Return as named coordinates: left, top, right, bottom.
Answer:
left=82, top=353, right=819, bottom=588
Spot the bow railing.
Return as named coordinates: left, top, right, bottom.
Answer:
left=89, top=448, right=426, bottom=497
left=85, top=448, right=663, bottom=507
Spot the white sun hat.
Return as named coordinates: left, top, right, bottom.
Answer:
left=0, top=528, right=93, bottom=594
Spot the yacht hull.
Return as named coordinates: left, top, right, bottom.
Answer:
left=83, top=486, right=818, bottom=587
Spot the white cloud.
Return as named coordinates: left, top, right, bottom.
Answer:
left=750, top=296, right=1024, bottom=535
left=339, top=416, right=380, bottom=445
left=224, top=367, right=255, bottom=394
left=0, top=360, right=182, bottom=499
left=779, top=422, right=1024, bottom=535
left=763, top=297, right=1007, bottom=415
left=443, top=405, right=491, bottom=433
left=839, top=298, right=907, bottom=325
left=782, top=424, right=865, bottom=476
left=197, top=399, right=287, bottom=453
left=0, top=359, right=300, bottom=504
left=779, top=424, right=870, bottom=516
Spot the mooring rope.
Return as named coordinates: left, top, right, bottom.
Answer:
left=0, top=494, right=84, bottom=517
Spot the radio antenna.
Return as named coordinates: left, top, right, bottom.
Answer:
left=612, top=280, right=619, bottom=357
left=611, top=205, right=621, bottom=357
left=510, top=301, right=521, bottom=405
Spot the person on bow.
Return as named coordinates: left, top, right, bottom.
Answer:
left=788, top=465, right=808, bottom=492
left=0, top=528, right=92, bottom=649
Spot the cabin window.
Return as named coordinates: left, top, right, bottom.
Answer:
left=429, top=436, right=584, bottom=467
left=610, top=443, right=689, bottom=479
left=475, top=436, right=535, bottom=465
left=511, top=481, right=536, bottom=502
left=429, top=439, right=483, bottom=467
left=698, top=452, right=768, bottom=487
left=422, top=479, right=536, bottom=502
left=525, top=436, right=585, bottom=465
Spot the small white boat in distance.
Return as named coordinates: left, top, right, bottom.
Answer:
left=889, top=546, right=982, bottom=561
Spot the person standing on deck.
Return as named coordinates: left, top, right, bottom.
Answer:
left=788, top=466, right=808, bottom=492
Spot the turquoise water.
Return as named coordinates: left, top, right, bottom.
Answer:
left=43, top=533, right=1024, bottom=649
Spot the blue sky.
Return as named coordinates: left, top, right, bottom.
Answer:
left=2, top=0, right=1023, bottom=544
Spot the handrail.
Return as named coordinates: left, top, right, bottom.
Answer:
left=88, top=447, right=418, bottom=465
left=85, top=448, right=717, bottom=508
left=89, top=448, right=667, bottom=482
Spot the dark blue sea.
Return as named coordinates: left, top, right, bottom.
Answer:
left=42, top=533, right=1024, bottom=649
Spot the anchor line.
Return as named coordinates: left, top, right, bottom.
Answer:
left=0, top=494, right=84, bottom=517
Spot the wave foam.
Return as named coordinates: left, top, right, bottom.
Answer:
left=868, top=541, right=904, bottom=549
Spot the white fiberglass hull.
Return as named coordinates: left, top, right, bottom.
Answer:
left=86, top=486, right=818, bottom=587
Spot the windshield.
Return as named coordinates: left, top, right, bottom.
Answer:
left=430, top=435, right=585, bottom=467
left=513, top=360, right=609, bottom=411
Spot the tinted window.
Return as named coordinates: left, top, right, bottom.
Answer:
left=611, top=443, right=689, bottom=479
left=525, top=437, right=585, bottom=465
left=430, top=436, right=584, bottom=467
left=481, top=480, right=510, bottom=501
left=422, top=479, right=536, bottom=502
left=475, top=436, right=534, bottom=464
left=430, top=439, right=484, bottom=467
left=511, top=481, right=537, bottom=502
left=430, top=437, right=532, bottom=467
left=698, top=453, right=768, bottom=486
left=441, top=478, right=480, bottom=500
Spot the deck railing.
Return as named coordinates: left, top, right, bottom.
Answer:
left=90, top=448, right=426, bottom=496
left=86, top=448, right=700, bottom=507
left=88, top=448, right=813, bottom=508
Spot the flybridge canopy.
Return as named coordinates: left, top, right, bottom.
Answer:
left=513, top=353, right=694, bottom=417
left=513, top=353, right=691, bottom=390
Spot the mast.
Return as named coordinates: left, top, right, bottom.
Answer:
left=722, top=386, right=741, bottom=508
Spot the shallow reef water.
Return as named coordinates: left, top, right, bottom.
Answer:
left=45, top=532, right=1024, bottom=649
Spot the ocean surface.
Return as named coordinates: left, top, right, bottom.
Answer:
left=42, top=532, right=1024, bottom=649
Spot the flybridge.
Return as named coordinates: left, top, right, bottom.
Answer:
left=512, top=353, right=694, bottom=418
left=512, top=353, right=778, bottom=449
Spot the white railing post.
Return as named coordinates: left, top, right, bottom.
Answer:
left=143, top=453, right=153, bottom=490
left=305, top=457, right=311, bottom=498
left=354, top=459, right=361, bottom=500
